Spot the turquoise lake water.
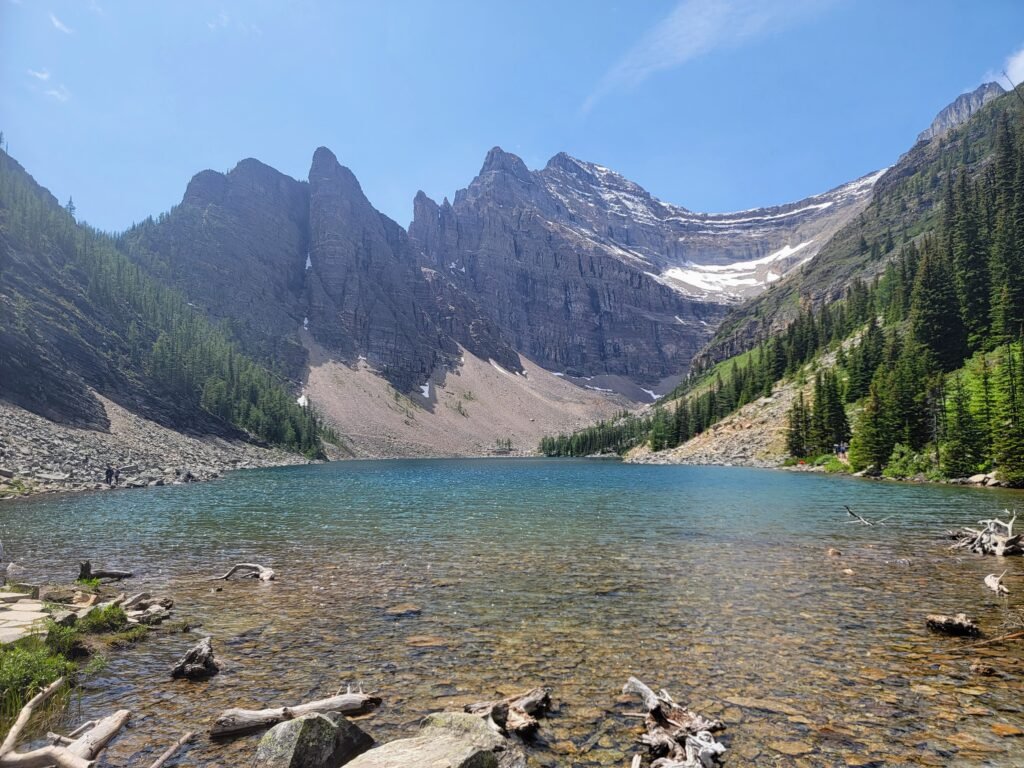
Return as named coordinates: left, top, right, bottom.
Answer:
left=3, top=460, right=1023, bottom=766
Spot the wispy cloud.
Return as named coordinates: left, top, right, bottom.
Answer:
left=48, top=11, right=73, bottom=34
left=88, top=0, right=104, bottom=14
left=27, top=68, right=51, bottom=81
left=207, top=10, right=229, bottom=30
left=583, top=0, right=830, bottom=113
left=1003, top=45, right=1024, bottom=87
left=45, top=84, right=71, bottom=102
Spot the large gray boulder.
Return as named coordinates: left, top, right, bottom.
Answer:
left=344, top=712, right=506, bottom=768
left=253, top=712, right=373, bottom=768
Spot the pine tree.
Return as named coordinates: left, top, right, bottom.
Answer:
left=786, top=391, right=811, bottom=458
left=994, top=344, right=1024, bottom=485
left=909, top=242, right=967, bottom=371
left=941, top=374, right=983, bottom=477
left=849, top=381, right=891, bottom=473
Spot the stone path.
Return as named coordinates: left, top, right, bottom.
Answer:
left=0, top=591, right=49, bottom=644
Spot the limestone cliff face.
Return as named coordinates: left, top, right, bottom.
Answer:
left=125, top=157, right=311, bottom=378
left=126, top=148, right=519, bottom=395
left=410, top=148, right=728, bottom=384
left=917, top=82, right=1004, bottom=142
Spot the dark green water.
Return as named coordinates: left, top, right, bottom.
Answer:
left=4, top=460, right=1024, bottom=766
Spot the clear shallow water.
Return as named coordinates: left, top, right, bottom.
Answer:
left=3, top=460, right=1024, bottom=767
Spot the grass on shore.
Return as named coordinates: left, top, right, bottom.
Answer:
left=0, top=604, right=143, bottom=736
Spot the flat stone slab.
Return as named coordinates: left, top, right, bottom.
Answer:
left=0, top=627, right=29, bottom=644
left=1, top=600, right=44, bottom=611
left=1, top=610, right=48, bottom=624
left=0, top=592, right=24, bottom=604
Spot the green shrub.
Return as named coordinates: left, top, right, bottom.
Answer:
left=78, top=605, right=128, bottom=634
left=43, top=620, right=79, bottom=658
left=821, top=456, right=850, bottom=474
left=882, top=443, right=934, bottom=479
left=76, top=576, right=101, bottom=590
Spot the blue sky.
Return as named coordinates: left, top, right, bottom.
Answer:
left=2, top=1, right=1024, bottom=232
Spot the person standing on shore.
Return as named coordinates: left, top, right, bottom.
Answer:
left=104, top=464, right=114, bottom=485
left=113, top=466, right=120, bottom=486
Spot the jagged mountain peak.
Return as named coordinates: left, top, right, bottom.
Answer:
left=479, top=146, right=531, bottom=177
left=917, top=82, right=1004, bottom=142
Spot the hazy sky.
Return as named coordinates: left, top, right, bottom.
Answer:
left=3, top=1, right=1024, bottom=232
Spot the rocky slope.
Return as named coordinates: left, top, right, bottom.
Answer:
left=298, top=333, right=627, bottom=458
left=0, top=394, right=306, bottom=498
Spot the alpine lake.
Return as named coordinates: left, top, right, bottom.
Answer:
left=3, top=459, right=1024, bottom=767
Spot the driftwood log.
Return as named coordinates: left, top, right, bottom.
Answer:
left=985, top=571, right=1009, bottom=596
left=464, top=686, right=552, bottom=735
left=949, top=513, right=1022, bottom=557
left=171, top=637, right=220, bottom=679
left=78, top=561, right=133, bottom=582
left=147, top=732, right=194, bottom=768
left=926, top=613, right=981, bottom=637
left=0, top=677, right=129, bottom=768
left=843, top=505, right=889, bottom=526
left=622, top=677, right=725, bottom=768
left=211, top=689, right=382, bottom=736
left=208, top=563, right=276, bottom=582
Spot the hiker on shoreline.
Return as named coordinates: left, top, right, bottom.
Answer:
left=104, top=464, right=114, bottom=485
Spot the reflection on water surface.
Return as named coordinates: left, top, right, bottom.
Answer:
left=3, top=460, right=1023, bottom=766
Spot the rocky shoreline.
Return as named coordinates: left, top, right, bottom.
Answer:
left=0, top=395, right=308, bottom=499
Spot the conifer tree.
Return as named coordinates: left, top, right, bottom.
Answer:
left=909, top=242, right=967, bottom=371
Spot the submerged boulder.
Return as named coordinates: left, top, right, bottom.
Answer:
left=253, top=712, right=373, bottom=768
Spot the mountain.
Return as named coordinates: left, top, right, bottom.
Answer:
left=917, top=82, right=1004, bottom=142
left=545, top=83, right=1024, bottom=485
left=0, top=150, right=322, bottom=457
left=695, top=83, right=1015, bottom=368
left=410, top=147, right=880, bottom=396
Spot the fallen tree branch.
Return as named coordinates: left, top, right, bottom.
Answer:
left=78, top=561, right=133, bottom=581
left=622, top=677, right=725, bottom=768
left=207, top=563, right=276, bottom=582
left=969, top=630, right=1024, bottom=648
left=211, top=689, right=381, bottom=736
left=0, top=678, right=130, bottom=768
left=926, top=613, right=980, bottom=637
left=147, top=731, right=194, bottom=768
left=843, top=505, right=888, bottom=526
left=949, top=513, right=1022, bottom=557
left=985, top=571, right=1009, bottom=596
left=465, top=686, right=551, bottom=735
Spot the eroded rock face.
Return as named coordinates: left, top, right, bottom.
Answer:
left=123, top=157, right=311, bottom=380
left=410, top=148, right=728, bottom=383
left=345, top=712, right=504, bottom=768
left=918, top=82, right=1004, bottom=142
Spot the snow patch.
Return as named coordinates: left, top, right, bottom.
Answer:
left=419, top=382, right=431, bottom=398
left=305, top=253, right=312, bottom=270
left=660, top=241, right=814, bottom=298
left=303, top=316, right=309, bottom=330
left=296, top=394, right=309, bottom=407
left=641, top=388, right=658, bottom=401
